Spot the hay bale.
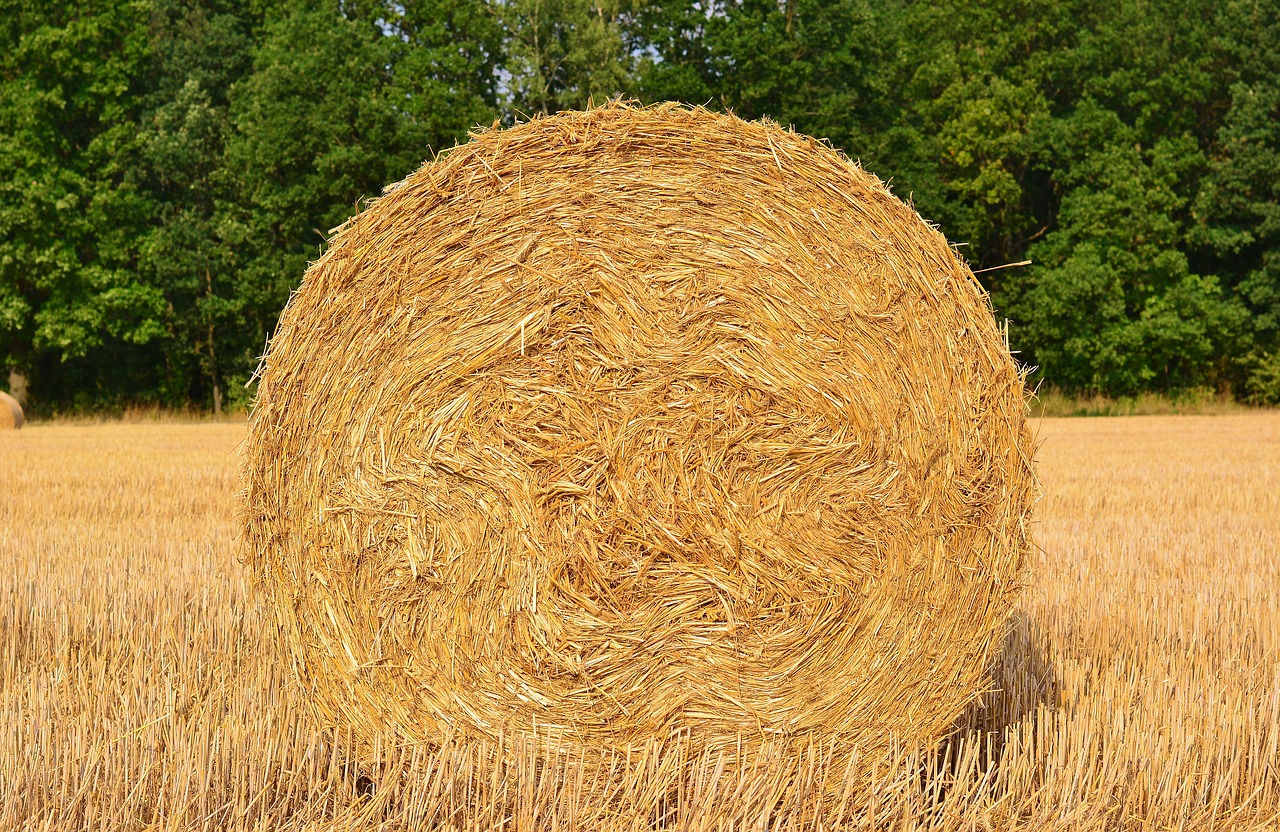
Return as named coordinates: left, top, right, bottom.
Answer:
left=0, top=390, right=22, bottom=430
left=242, top=104, right=1035, bottom=783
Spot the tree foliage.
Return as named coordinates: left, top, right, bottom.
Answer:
left=2, top=0, right=1277, bottom=410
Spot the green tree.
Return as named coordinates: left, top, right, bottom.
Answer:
left=132, top=0, right=260, bottom=412
left=391, top=0, right=504, bottom=138
left=501, top=0, right=637, bottom=114
left=218, top=0, right=502, bottom=409
left=3, top=0, right=1278, bottom=409
left=1013, top=134, right=1245, bottom=394
left=0, top=0, right=165, bottom=408
left=1191, top=0, right=1280, bottom=401
left=633, top=0, right=892, bottom=154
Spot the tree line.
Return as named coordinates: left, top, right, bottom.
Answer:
left=2, top=0, right=1277, bottom=413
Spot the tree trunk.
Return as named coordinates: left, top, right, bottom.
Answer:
left=6, top=370, right=27, bottom=407
left=206, top=269, right=223, bottom=417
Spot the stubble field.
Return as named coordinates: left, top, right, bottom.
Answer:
left=0, top=414, right=1277, bottom=830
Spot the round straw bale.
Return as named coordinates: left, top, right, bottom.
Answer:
left=242, top=104, right=1035, bottom=778
left=0, top=390, right=22, bottom=430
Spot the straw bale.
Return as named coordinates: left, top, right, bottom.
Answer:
left=242, top=103, right=1035, bottom=790
left=0, top=391, right=22, bottom=430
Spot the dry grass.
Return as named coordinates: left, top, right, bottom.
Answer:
left=1, top=414, right=1277, bottom=829
left=245, top=104, right=1035, bottom=792
left=1027, top=387, right=1253, bottom=418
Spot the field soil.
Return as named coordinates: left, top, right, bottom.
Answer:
left=1, top=415, right=1277, bottom=829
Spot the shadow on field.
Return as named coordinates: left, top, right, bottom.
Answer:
left=975, top=609, right=1060, bottom=729
left=925, top=610, right=1059, bottom=794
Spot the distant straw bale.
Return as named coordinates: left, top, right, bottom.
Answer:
left=0, top=391, right=22, bottom=430
left=241, top=103, right=1036, bottom=789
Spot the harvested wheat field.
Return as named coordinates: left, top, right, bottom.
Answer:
left=1, top=413, right=1277, bottom=830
